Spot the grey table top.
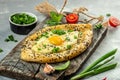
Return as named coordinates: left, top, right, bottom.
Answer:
left=0, top=0, right=120, bottom=80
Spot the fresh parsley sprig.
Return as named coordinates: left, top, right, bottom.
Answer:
left=46, top=11, right=63, bottom=26
left=94, top=23, right=103, bottom=30
left=5, top=35, right=18, bottom=42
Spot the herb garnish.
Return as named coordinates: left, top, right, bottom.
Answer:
left=74, top=35, right=78, bottom=39
left=106, top=13, right=111, bottom=17
left=38, top=48, right=41, bottom=51
left=52, top=29, right=66, bottom=35
left=67, top=45, right=72, bottom=50
left=46, top=11, right=63, bottom=26
left=68, top=30, right=73, bottom=32
left=94, top=23, right=103, bottom=30
left=5, top=35, right=18, bottom=42
left=0, top=48, right=3, bottom=53
left=52, top=47, right=60, bottom=53
left=41, top=32, right=49, bottom=38
left=11, top=13, right=35, bottom=25
left=65, top=37, right=70, bottom=41
left=79, top=31, right=82, bottom=35
left=43, top=44, right=47, bottom=48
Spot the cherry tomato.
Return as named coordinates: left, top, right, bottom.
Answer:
left=109, top=16, right=120, bottom=27
left=66, top=13, right=79, bottom=24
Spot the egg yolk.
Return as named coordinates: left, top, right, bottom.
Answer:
left=48, top=36, right=63, bottom=45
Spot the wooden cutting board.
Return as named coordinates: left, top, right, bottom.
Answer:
left=0, top=18, right=108, bottom=80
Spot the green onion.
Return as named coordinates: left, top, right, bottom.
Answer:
left=80, top=49, right=117, bottom=74
left=71, top=63, right=117, bottom=80
left=71, top=49, right=117, bottom=80
left=91, top=56, right=114, bottom=70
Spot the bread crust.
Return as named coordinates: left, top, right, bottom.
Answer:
left=21, top=24, right=93, bottom=63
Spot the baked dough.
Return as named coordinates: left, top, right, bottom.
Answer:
left=21, top=24, right=93, bottom=63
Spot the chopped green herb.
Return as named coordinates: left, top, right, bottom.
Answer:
left=79, top=32, right=82, bottom=35
left=46, top=11, right=63, bottom=26
left=43, top=44, right=46, bottom=48
left=35, top=36, right=41, bottom=41
left=67, top=45, right=72, bottom=50
left=41, top=32, right=49, bottom=38
left=74, top=35, right=78, bottom=39
left=95, top=23, right=103, bottom=30
left=68, top=30, right=73, bottom=32
left=5, top=38, right=10, bottom=42
left=11, top=13, right=35, bottom=25
left=4, top=35, right=18, bottom=42
left=52, top=29, right=66, bottom=35
left=52, top=47, right=60, bottom=53
left=0, top=48, right=3, bottom=53
left=106, top=13, right=111, bottom=17
left=38, top=48, right=41, bottom=50
left=65, top=37, right=70, bottom=41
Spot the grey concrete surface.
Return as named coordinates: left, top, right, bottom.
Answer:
left=0, top=0, right=120, bottom=80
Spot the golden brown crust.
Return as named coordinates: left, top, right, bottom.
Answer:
left=21, top=24, right=93, bottom=63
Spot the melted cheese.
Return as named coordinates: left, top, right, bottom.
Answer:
left=32, top=31, right=79, bottom=54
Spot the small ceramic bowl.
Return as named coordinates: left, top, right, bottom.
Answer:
left=9, top=12, right=37, bottom=35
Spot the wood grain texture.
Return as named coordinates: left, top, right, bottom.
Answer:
left=0, top=17, right=107, bottom=80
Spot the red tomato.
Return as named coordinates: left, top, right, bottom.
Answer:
left=66, top=13, right=79, bottom=23
left=109, top=16, right=120, bottom=27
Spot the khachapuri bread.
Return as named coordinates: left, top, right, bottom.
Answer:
left=21, top=24, right=93, bottom=63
